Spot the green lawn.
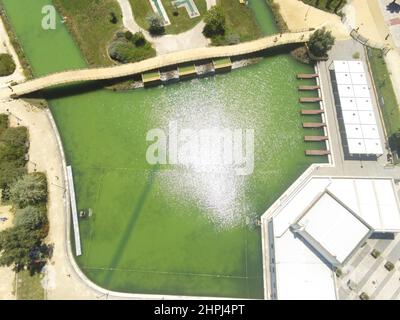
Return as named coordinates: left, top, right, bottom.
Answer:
left=301, top=0, right=347, bottom=14
left=129, top=0, right=207, bottom=34
left=217, top=0, right=262, bottom=42
left=53, top=0, right=123, bottom=67
left=367, top=48, right=400, bottom=136
left=15, top=270, right=45, bottom=300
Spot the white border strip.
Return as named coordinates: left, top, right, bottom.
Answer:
left=66, top=165, right=82, bottom=256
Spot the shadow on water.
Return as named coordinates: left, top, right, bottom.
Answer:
left=22, top=75, right=137, bottom=100
left=102, top=164, right=160, bottom=287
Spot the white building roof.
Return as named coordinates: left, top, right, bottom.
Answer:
left=356, top=98, right=373, bottom=111
left=350, top=72, right=368, bottom=85
left=353, top=85, right=371, bottom=98
left=343, top=110, right=361, bottom=124
left=333, top=60, right=383, bottom=155
left=348, top=60, right=365, bottom=73
left=268, top=177, right=400, bottom=300
left=334, top=60, right=350, bottom=73
left=338, top=84, right=355, bottom=97
left=296, top=193, right=370, bottom=264
left=340, top=97, right=357, bottom=110
left=274, top=230, right=337, bottom=300
left=336, top=72, right=352, bottom=85
left=361, top=125, right=380, bottom=139
left=348, top=138, right=367, bottom=154
left=345, top=124, right=363, bottom=139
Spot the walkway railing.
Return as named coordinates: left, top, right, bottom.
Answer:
left=10, top=31, right=313, bottom=96
left=350, top=29, right=391, bottom=55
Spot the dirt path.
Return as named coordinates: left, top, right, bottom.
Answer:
left=277, top=0, right=350, bottom=40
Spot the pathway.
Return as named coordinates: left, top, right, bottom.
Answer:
left=116, top=0, right=210, bottom=55
left=4, top=30, right=314, bottom=97
left=276, top=0, right=350, bottom=40
left=343, top=0, right=400, bottom=104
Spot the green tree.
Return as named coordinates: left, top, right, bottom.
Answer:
left=0, top=225, right=48, bottom=271
left=0, top=54, right=16, bottom=77
left=203, top=6, right=226, bottom=38
left=14, top=206, right=47, bottom=230
left=308, top=27, right=335, bottom=57
left=109, top=11, right=118, bottom=24
left=132, top=31, right=146, bottom=47
left=9, top=173, right=47, bottom=208
left=146, top=13, right=165, bottom=36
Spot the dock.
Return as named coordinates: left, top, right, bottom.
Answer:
left=302, top=122, right=326, bottom=128
left=301, top=109, right=324, bottom=115
left=298, top=85, right=320, bottom=91
left=297, top=73, right=319, bottom=79
left=305, top=150, right=331, bottom=156
left=299, top=97, right=323, bottom=103
left=304, top=136, right=329, bottom=142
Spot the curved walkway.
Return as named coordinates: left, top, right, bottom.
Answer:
left=117, top=0, right=210, bottom=54
left=7, top=31, right=313, bottom=97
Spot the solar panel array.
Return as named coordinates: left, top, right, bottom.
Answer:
left=334, top=60, right=383, bottom=155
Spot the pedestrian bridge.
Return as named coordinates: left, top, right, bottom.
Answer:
left=10, top=31, right=313, bottom=97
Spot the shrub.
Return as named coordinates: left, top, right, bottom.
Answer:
left=108, top=32, right=155, bottom=64
left=132, top=32, right=146, bottom=47
left=0, top=225, right=49, bottom=272
left=9, top=173, right=47, bottom=208
left=308, top=27, right=335, bottom=57
left=0, top=114, right=8, bottom=136
left=109, top=11, right=118, bottom=24
left=14, top=205, right=48, bottom=230
left=371, top=249, right=381, bottom=259
left=203, top=6, right=226, bottom=38
left=0, top=53, right=16, bottom=77
left=124, top=30, right=133, bottom=41
left=146, top=13, right=165, bottom=36
left=384, top=261, right=395, bottom=271
left=359, top=292, right=369, bottom=300
left=353, top=52, right=360, bottom=59
left=0, top=127, right=28, bottom=164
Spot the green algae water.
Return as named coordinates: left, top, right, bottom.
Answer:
left=3, top=0, right=326, bottom=298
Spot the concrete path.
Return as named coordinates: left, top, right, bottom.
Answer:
left=5, top=31, right=313, bottom=97
left=116, top=0, right=210, bottom=55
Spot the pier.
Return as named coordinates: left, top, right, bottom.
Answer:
left=304, top=136, right=329, bottom=142
left=298, top=85, right=320, bottom=91
left=299, top=97, right=323, bottom=103
left=301, top=109, right=324, bottom=115
left=305, top=150, right=331, bottom=156
left=297, top=73, right=319, bottom=79
left=302, top=122, right=326, bottom=128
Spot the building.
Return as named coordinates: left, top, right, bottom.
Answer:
left=263, top=177, right=400, bottom=300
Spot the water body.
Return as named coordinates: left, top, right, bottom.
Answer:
left=3, top=0, right=326, bottom=298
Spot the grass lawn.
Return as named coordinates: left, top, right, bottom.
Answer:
left=15, top=270, right=45, bottom=300
left=129, top=0, right=207, bottom=34
left=53, top=0, right=123, bottom=67
left=367, top=48, right=400, bottom=136
left=216, top=0, right=262, bottom=43
left=301, top=0, right=347, bottom=14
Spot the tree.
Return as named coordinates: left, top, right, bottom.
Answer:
left=109, top=11, right=118, bottom=24
left=9, top=173, right=47, bottom=208
left=0, top=54, right=16, bottom=77
left=14, top=205, right=47, bottom=230
left=0, top=225, right=49, bottom=272
left=203, top=6, right=226, bottom=38
left=146, top=13, right=165, bottom=36
left=132, top=31, right=146, bottom=47
left=308, top=27, right=335, bottom=57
